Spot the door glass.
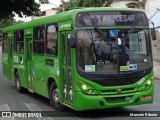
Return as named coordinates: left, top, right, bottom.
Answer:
left=61, top=32, right=73, bottom=105
left=67, top=34, right=71, bottom=66
left=62, top=34, right=66, bottom=65
left=10, top=39, right=13, bottom=57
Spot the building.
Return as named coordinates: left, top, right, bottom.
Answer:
left=110, top=0, right=160, bottom=62
left=150, top=9, right=160, bottom=29
left=110, top=0, right=141, bottom=9
left=110, top=0, right=160, bottom=18
left=32, top=8, right=58, bottom=20
left=150, top=9, right=160, bottom=62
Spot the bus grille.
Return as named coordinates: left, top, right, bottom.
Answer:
left=92, top=76, right=142, bottom=86
left=105, top=96, right=132, bottom=103
left=101, top=87, right=136, bottom=94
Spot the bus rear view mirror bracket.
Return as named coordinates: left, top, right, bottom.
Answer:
left=151, top=28, right=156, bottom=40
left=69, top=35, right=76, bottom=48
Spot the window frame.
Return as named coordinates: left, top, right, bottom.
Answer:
left=14, top=30, right=24, bottom=54
left=46, top=23, right=58, bottom=56
left=2, top=33, right=8, bottom=53
left=33, top=25, right=45, bottom=55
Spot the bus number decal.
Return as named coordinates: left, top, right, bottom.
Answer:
left=20, top=57, right=23, bottom=65
left=13, top=56, right=18, bottom=63
left=60, top=24, right=71, bottom=29
left=138, top=78, right=145, bottom=85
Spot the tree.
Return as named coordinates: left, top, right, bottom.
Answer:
left=0, top=0, right=49, bottom=20
left=0, top=19, right=15, bottom=28
left=58, top=0, right=113, bottom=12
left=0, top=0, right=48, bottom=44
left=58, top=0, right=78, bottom=12
left=0, top=18, right=16, bottom=43
left=76, top=0, right=113, bottom=7
left=0, top=18, right=24, bottom=43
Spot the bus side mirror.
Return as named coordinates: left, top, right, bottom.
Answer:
left=151, top=28, right=156, bottom=40
left=69, top=35, right=76, bottom=48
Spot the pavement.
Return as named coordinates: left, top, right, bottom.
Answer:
left=154, top=61, right=160, bottom=80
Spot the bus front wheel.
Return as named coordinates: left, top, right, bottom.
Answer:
left=50, top=82, right=64, bottom=111
left=15, top=72, right=23, bottom=93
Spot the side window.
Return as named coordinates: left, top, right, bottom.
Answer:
left=46, top=24, right=58, bottom=55
left=15, top=30, right=24, bottom=54
left=33, top=26, right=45, bottom=54
left=2, top=33, right=8, bottom=53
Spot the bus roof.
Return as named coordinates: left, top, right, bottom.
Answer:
left=3, top=7, right=144, bottom=32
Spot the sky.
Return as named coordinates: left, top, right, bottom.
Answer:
left=14, top=0, right=64, bottom=22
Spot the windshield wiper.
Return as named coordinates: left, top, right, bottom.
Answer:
left=123, top=25, right=135, bottom=43
left=94, top=26, right=111, bottom=44
left=90, top=18, right=110, bottom=44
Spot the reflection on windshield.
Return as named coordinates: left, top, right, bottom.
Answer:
left=77, top=29, right=152, bottom=74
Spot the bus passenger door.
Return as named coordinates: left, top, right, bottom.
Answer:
left=61, top=31, right=74, bottom=106
left=8, top=36, right=14, bottom=81
left=25, top=35, right=33, bottom=90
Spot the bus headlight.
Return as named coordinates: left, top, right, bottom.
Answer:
left=77, top=81, right=98, bottom=94
left=147, top=80, right=152, bottom=85
left=82, top=85, right=87, bottom=90
left=139, top=77, right=153, bottom=91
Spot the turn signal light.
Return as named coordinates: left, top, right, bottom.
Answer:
left=151, top=76, right=154, bottom=80
left=88, top=89, right=93, bottom=94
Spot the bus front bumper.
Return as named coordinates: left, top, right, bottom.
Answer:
left=74, top=86, right=154, bottom=111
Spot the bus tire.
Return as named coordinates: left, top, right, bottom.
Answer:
left=15, top=72, right=23, bottom=93
left=50, top=82, right=64, bottom=111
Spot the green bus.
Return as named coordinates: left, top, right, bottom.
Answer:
left=2, top=7, right=154, bottom=111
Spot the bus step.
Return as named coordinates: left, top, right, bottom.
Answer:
left=28, top=88, right=34, bottom=93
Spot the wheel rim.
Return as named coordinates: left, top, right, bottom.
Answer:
left=53, top=88, right=60, bottom=104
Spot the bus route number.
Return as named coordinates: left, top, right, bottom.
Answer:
left=13, top=56, right=18, bottom=63
left=138, top=78, right=145, bottom=85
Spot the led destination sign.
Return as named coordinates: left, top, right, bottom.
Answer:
left=76, top=11, right=148, bottom=27
left=104, top=14, right=135, bottom=22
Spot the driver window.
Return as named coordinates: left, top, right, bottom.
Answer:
left=138, top=31, right=147, bottom=54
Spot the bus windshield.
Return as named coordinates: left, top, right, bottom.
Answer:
left=77, top=28, right=152, bottom=74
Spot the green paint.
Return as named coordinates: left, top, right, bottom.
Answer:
left=59, top=21, right=72, bottom=31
